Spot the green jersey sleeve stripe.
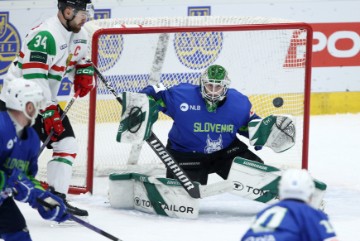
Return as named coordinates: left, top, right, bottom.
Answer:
left=48, top=73, right=63, bottom=81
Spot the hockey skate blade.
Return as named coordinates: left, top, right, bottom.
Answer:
left=50, top=216, right=89, bottom=227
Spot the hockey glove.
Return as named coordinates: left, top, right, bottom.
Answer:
left=0, top=171, right=13, bottom=205
left=74, top=63, right=94, bottom=97
left=7, top=169, right=43, bottom=208
left=37, top=191, right=70, bottom=223
left=41, top=104, right=64, bottom=141
left=0, top=188, right=12, bottom=206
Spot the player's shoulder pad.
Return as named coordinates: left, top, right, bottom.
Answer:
left=25, top=127, right=41, bottom=152
left=173, top=83, right=197, bottom=92
left=0, top=112, right=17, bottom=148
left=26, top=127, right=40, bottom=141
left=72, top=28, right=89, bottom=46
left=227, top=88, right=248, bottom=99
left=78, top=27, right=90, bottom=39
left=227, top=88, right=251, bottom=107
left=27, top=30, right=56, bottom=56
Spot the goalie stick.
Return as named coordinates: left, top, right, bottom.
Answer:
left=128, top=33, right=170, bottom=165
left=38, top=89, right=81, bottom=156
left=92, top=62, right=201, bottom=199
left=37, top=198, right=122, bottom=241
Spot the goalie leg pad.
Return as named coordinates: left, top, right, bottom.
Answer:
left=108, top=173, right=199, bottom=219
left=227, top=157, right=327, bottom=209
left=108, top=173, right=134, bottom=209
left=199, top=180, right=234, bottom=198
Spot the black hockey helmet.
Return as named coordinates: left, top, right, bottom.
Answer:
left=58, top=0, right=94, bottom=20
left=58, top=0, right=93, bottom=12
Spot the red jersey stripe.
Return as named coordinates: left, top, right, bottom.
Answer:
left=53, top=152, right=77, bottom=158
left=22, top=62, right=48, bottom=70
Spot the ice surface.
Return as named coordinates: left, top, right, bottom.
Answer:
left=18, top=113, right=360, bottom=241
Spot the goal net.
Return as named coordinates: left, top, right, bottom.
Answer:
left=37, top=16, right=312, bottom=194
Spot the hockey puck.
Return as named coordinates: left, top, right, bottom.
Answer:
left=273, top=97, right=284, bottom=108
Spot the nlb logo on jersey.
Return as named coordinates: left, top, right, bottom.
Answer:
left=6, top=138, right=16, bottom=150
left=180, top=103, right=201, bottom=112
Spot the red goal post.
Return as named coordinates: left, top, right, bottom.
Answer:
left=37, top=16, right=312, bottom=194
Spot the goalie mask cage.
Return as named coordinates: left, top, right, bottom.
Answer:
left=37, top=16, right=312, bottom=194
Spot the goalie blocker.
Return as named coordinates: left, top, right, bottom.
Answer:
left=117, top=92, right=159, bottom=143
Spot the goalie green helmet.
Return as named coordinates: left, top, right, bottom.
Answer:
left=200, top=65, right=230, bottom=112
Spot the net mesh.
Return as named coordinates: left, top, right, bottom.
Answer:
left=36, top=16, right=311, bottom=192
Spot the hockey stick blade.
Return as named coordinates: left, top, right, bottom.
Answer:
left=92, top=63, right=201, bottom=199
left=37, top=198, right=123, bottom=241
left=38, top=90, right=81, bottom=156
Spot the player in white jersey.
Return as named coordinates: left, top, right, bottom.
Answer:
left=0, top=0, right=95, bottom=216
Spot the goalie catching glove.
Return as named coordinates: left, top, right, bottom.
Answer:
left=117, top=92, right=159, bottom=143
left=248, top=115, right=296, bottom=153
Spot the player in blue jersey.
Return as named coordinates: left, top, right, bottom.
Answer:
left=0, top=79, right=69, bottom=241
left=141, top=64, right=263, bottom=185
left=241, top=169, right=338, bottom=241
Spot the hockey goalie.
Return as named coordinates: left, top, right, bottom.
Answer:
left=108, top=65, right=326, bottom=218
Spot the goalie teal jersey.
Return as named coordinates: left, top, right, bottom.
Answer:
left=241, top=200, right=338, bottom=241
left=0, top=111, right=40, bottom=179
left=142, top=83, right=259, bottom=153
